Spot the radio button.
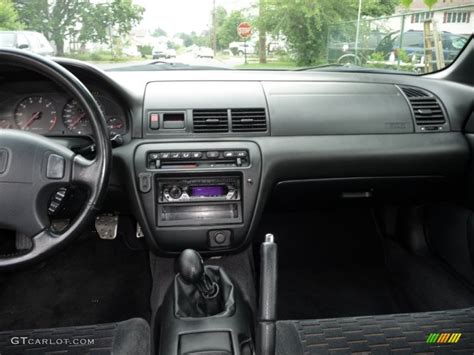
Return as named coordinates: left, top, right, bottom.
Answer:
left=169, top=186, right=183, bottom=199
left=206, top=151, right=219, bottom=158
left=192, top=152, right=203, bottom=159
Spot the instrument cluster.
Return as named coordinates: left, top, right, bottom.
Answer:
left=0, top=88, right=127, bottom=137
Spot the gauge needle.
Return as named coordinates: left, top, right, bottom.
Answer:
left=23, top=111, right=41, bottom=129
left=70, top=113, right=85, bottom=128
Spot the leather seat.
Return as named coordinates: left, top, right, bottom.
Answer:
left=276, top=307, right=474, bottom=354
left=0, top=318, right=150, bottom=355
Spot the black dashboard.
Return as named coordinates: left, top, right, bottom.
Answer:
left=1, top=40, right=473, bottom=256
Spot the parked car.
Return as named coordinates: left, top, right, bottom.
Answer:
left=375, top=30, right=468, bottom=66
left=194, top=46, right=214, bottom=59
left=152, top=47, right=177, bottom=59
left=229, top=42, right=256, bottom=56
left=0, top=31, right=55, bottom=56
left=327, top=31, right=388, bottom=65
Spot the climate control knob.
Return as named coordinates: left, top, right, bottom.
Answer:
left=169, top=186, right=183, bottom=199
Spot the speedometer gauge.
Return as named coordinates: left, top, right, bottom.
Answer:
left=62, top=99, right=92, bottom=135
left=14, top=96, right=57, bottom=133
left=106, top=117, right=126, bottom=135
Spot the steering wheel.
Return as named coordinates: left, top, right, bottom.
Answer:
left=0, top=49, right=111, bottom=269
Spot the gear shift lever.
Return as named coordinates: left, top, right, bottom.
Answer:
left=177, top=249, right=219, bottom=299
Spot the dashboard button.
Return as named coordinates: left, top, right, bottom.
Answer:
left=46, top=154, right=65, bottom=179
left=206, top=151, right=219, bottom=158
left=170, top=152, right=181, bottom=159
left=161, top=152, right=171, bottom=159
left=235, top=151, right=247, bottom=157
left=181, top=152, right=191, bottom=159
left=192, top=152, right=203, bottom=159
left=223, top=151, right=235, bottom=158
left=149, top=113, right=160, bottom=130
left=138, top=173, right=152, bottom=193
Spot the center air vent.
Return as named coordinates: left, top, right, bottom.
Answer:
left=231, top=108, right=267, bottom=132
left=192, top=109, right=229, bottom=133
left=400, top=86, right=446, bottom=129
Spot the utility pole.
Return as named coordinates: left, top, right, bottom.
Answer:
left=212, top=0, right=217, bottom=55
left=258, top=0, right=267, bottom=63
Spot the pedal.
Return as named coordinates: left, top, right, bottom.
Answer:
left=95, top=214, right=119, bottom=240
left=136, top=222, right=144, bottom=238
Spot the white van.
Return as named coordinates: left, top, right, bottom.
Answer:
left=0, top=31, right=56, bottom=56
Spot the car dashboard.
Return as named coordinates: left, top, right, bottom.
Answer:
left=0, top=50, right=473, bottom=256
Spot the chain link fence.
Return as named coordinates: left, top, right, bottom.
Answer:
left=327, top=4, right=473, bottom=73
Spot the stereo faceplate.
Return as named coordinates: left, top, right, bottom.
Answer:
left=158, top=176, right=241, bottom=203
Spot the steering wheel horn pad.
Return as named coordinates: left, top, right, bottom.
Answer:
left=0, top=49, right=111, bottom=269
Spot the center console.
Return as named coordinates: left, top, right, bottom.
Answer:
left=134, top=141, right=261, bottom=254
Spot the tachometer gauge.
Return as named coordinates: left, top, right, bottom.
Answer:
left=62, top=99, right=92, bottom=135
left=14, top=96, right=57, bottom=133
left=106, top=117, right=125, bottom=135
left=0, top=118, right=11, bottom=129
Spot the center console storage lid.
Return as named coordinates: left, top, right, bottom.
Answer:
left=179, top=331, right=232, bottom=355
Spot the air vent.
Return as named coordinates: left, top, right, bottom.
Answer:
left=231, top=108, right=267, bottom=132
left=410, top=98, right=446, bottom=125
left=400, top=86, right=430, bottom=98
left=192, top=109, right=229, bottom=133
left=400, top=86, right=446, bottom=127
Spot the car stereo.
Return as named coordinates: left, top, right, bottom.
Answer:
left=158, top=176, right=240, bottom=203
left=156, top=176, right=242, bottom=227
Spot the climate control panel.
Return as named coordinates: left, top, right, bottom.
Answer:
left=147, top=150, right=249, bottom=169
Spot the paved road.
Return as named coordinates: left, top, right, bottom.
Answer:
left=93, top=53, right=245, bottom=70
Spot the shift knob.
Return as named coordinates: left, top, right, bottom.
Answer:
left=177, top=249, right=204, bottom=284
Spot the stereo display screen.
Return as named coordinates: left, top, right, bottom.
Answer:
left=189, top=185, right=228, bottom=197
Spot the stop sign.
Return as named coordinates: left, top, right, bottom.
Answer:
left=237, top=22, right=252, bottom=39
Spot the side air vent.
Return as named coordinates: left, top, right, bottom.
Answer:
left=411, top=98, right=446, bottom=125
left=400, top=86, right=446, bottom=129
left=192, top=109, right=229, bottom=133
left=400, top=86, right=430, bottom=98
left=231, top=108, right=267, bottom=132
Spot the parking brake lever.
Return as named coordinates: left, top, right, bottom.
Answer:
left=257, top=233, right=278, bottom=355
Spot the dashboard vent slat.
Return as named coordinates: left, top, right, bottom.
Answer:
left=193, top=109, right=229, bottom=133
left=400, top=87, right=430, bottom=98
left=231, top=108, right=267, bottom=132
left=400, top=86, right=446, bottom=127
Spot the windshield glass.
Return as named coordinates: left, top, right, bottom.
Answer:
left=1, top=0, right=473, bottom=73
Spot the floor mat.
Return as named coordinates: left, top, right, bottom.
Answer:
left=256, top=208, right=411, bottom=320
left=276, top=307, right=474, bottom=355
left=0, top=234, right=151, bottom=331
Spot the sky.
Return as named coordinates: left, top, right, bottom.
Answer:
left=134, top=0, right=254, bottom=36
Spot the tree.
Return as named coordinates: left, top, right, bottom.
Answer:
left=152, top=27, right=167, bottom=37
left=216, top=10, right=247, bottom=50
left=14, top=0, right=143, bottom=55
left=78, top=0, right=144, bottom=49
left=260, top=0, right=399, bottom=66
left=14, top=0, right=85, bottom=55
left=0, top=0, right=22, bottom=30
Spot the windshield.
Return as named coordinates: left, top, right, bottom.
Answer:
left=2, top=0, right=473, bottom=73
